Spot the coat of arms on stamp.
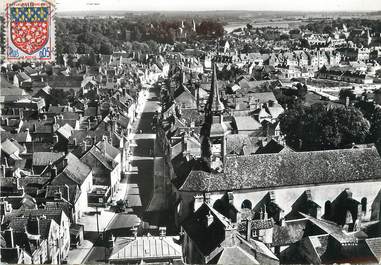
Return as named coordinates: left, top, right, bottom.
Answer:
left=5, top=0, right=55, bottom=62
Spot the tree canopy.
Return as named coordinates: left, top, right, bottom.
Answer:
left=279, top=103, right=370, bottom=151
left=55, top=17, right=224, bottom=55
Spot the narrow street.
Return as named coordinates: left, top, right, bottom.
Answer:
left=82, top=85, right=162, bottom=263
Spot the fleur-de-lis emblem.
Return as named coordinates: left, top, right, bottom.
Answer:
left=27, top=8, right=32, bottom=18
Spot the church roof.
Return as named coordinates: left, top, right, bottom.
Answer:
left=179, top=147, right=381, bottom=192
left=208, top=64, right=225, bottom=113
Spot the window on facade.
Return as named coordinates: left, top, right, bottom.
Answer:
left=361, top=197, right=367, bottom=213
left=324, top=201, right=331, bottom=218
left=241, top=199, right=252, bottom=210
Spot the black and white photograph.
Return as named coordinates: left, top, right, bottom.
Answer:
left=1, top=0, right=381, bottom=264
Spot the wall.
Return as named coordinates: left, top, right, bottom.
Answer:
left=47, top=220, right=61, bottom=264
left=110, top=163, right=121, bottom=195
left=178, top=181, right=381, bottom=225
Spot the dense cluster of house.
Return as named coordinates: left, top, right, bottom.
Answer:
left=155, top=59, right=381, bottom=263
left=2, top=18, right=381, bottom=265
left=218, top=23, right=381, bottom=83
left=0, top=52, right=170, bottom=263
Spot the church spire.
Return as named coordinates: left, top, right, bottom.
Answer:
left=208, top=64, right=224, bottom=115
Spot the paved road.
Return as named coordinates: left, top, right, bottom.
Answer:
left=83, top=86, right=161, bottom=263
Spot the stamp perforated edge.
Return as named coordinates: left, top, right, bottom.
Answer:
left=4, top=0, right=56, bottom=63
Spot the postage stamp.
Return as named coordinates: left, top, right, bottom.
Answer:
left=5, top=0, right=56, bottom=62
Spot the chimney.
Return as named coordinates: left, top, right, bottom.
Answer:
left=63, top=158, right=68, bottom=168
left=53, top=116, right=57, bottom=124
left=53, top=134, right=59, bottom=144
left=246, top=220, right=252, bottom=240
left=4, top=227, right=15, bottom=248
left=204, top=212, right=214, bottom=228
left=204, top=193, right=211, bottom=204
left=159, top=227, right=166, bottom=237
left=193, top=195, right=204, bottom=212
left=227, top=192, right=234, bottom=205
left=131, top=227, right=138, bottom=238
left=263, top=205, right=268, bottom=219
left=51, top=165, right=58, bottom=178
left=54, top=189, right=62, bottom=201
left=4, top=118, right=9, bottom=126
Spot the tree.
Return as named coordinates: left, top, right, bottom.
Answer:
left=369, top=106, right=381, bottom=144
left=48, top=89, right=72, bottom=106
left=279, top=104, right=370, bottom=151
left=100, top=40, right=113, bottom=54
left=77, top=43, right=93, bottom=54
left=64, top=42, right=77, bottom=54
left=339, top=89, right=356, bottom=101
left=115, top=199, right=127, bottom=213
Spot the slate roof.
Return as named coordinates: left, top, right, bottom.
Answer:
left=21, top=120, right=58, bottom=134
left=233, top=116, right=262, bottom=131
left=62, top=153, right=91, bottom=185
left=256, top=139, right=293, bottom=154
left=225, top=135, right=264, bottom=155
left=85, top=145, right=117, bottom=171
left=96, top=140, right=120, bottom=161
left=174, top=84, right=197, bottom=109
left=251, top=218, right=275, bottom=230
left=301, top=213, right=357, bottom=244
left=109, top=236, right=182, bottom=261
left=1, top=138, right=25, bottom=157
left=47, top=182, right=80, bottom=205
left=4, top=208, right=66, bottom=225
left=179, top=147, right=381, bottom=192
left=3, top=194, right=37, bottom=210
left=7, top=216, right=53, bottom=239
left=16, top=72, right=31, bottom=82
left=365, top=238, right=381, bottom=263
left=32, top=152, right=65, bottom=166
left=181, top=203, right=233, bottom=256
left=56, top=124, right=74, bottom=139
left=1, top=131, right=30, bottom=143
left=215, top=246, right=259, bottom=265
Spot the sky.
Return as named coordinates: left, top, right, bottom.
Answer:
left=1, top=0, right=380, bottom=12
left=54, top=0, right=381, bottom=12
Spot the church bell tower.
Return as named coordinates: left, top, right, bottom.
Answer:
left=201, top=64, right=227, bottom=172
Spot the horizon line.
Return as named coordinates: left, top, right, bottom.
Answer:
left=55, top=9, right=381, bottom=13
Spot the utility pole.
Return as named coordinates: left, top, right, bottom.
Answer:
left=104, top=228, right=107, bottom=263
left=96, top=205, right=100, bottom=236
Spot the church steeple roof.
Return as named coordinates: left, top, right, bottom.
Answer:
left=208, top=64, right=225, bottom=114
